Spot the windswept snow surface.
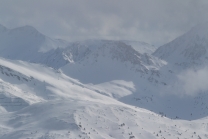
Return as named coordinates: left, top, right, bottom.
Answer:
left=0, top=58, right=208, bottom=139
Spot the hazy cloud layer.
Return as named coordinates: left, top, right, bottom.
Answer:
left=177, top=67, right=208, bottom=96
left=0, top=0, right=208, bottom=45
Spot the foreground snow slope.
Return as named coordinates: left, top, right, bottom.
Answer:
left=0, top=58, right=121, bottom=105
left=1, top=100, right=208, bottom=139
left=0, top=58, right=208, bottom=139
left=0, top=59, right=208, bottom=139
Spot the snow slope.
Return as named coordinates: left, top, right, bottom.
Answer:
left=1, top=99, right=208, bottom=139
left=0, top=58, right=208, bottom=139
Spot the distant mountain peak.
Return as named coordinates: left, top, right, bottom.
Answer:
left=63, top=40, right=142, bottom=63
left=188, top=22, right=208, bottom=36
left=0, top=24, right=69, bottom=68
left=153, top=22, right=208, bottom=66
left=10, top=25, right=42, bottom=36
left=20, top=25, right=38, bottom=31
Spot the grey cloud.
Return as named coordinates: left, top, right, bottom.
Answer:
left=0, top=0, right=208, bottom=45
left=177, top=67, right=208, bottom=96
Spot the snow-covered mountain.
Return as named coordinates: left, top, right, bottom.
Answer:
left=58, top=36, right=208, bottom=120
left=154, top=22, right=208, bottom=68
left=138, top=22, right=208, bottom=119
left=0, top=24, right=208, bottom=138
left=0, top=24, right=69, bottom=68
left=152, top=23, right=208, bottom=97
left=61, top=40, right=164, bottom=83
left=0, top=25, right=159, bottom=70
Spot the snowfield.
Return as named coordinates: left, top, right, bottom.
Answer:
left=1, top=99, right=208, bottom=139
left=0, top=58, right=207, bottom=139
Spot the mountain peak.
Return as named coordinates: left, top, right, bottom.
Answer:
left=153, top=22, right=208, bottom=65
left=185, top=22, right=208, bottom=39
left=64, top=40, right=141, bottom=63
left=11, top=25, right=40, bottom=34
left=6, top=25, right=46, bottom=42
left=21, top=25, right=36, bottom=29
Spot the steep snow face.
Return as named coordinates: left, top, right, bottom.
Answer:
left=63, top=40, right=144, bottom=63
left=61, top=40, right=165, bottom=83
left=0, top=79, right=30, bottom=112
left=154, top=22, right=208, bottom=68
left=32, top=48, right=68, bottom=69
left=0, top=64, right=47, bottom=112
left=64, top=40, right=158, bottom=65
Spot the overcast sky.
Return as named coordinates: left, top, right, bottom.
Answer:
left=0, top=0, right=208, bottom=46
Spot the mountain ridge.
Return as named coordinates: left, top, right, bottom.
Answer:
left=153, top=22, right=208, bottom=68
